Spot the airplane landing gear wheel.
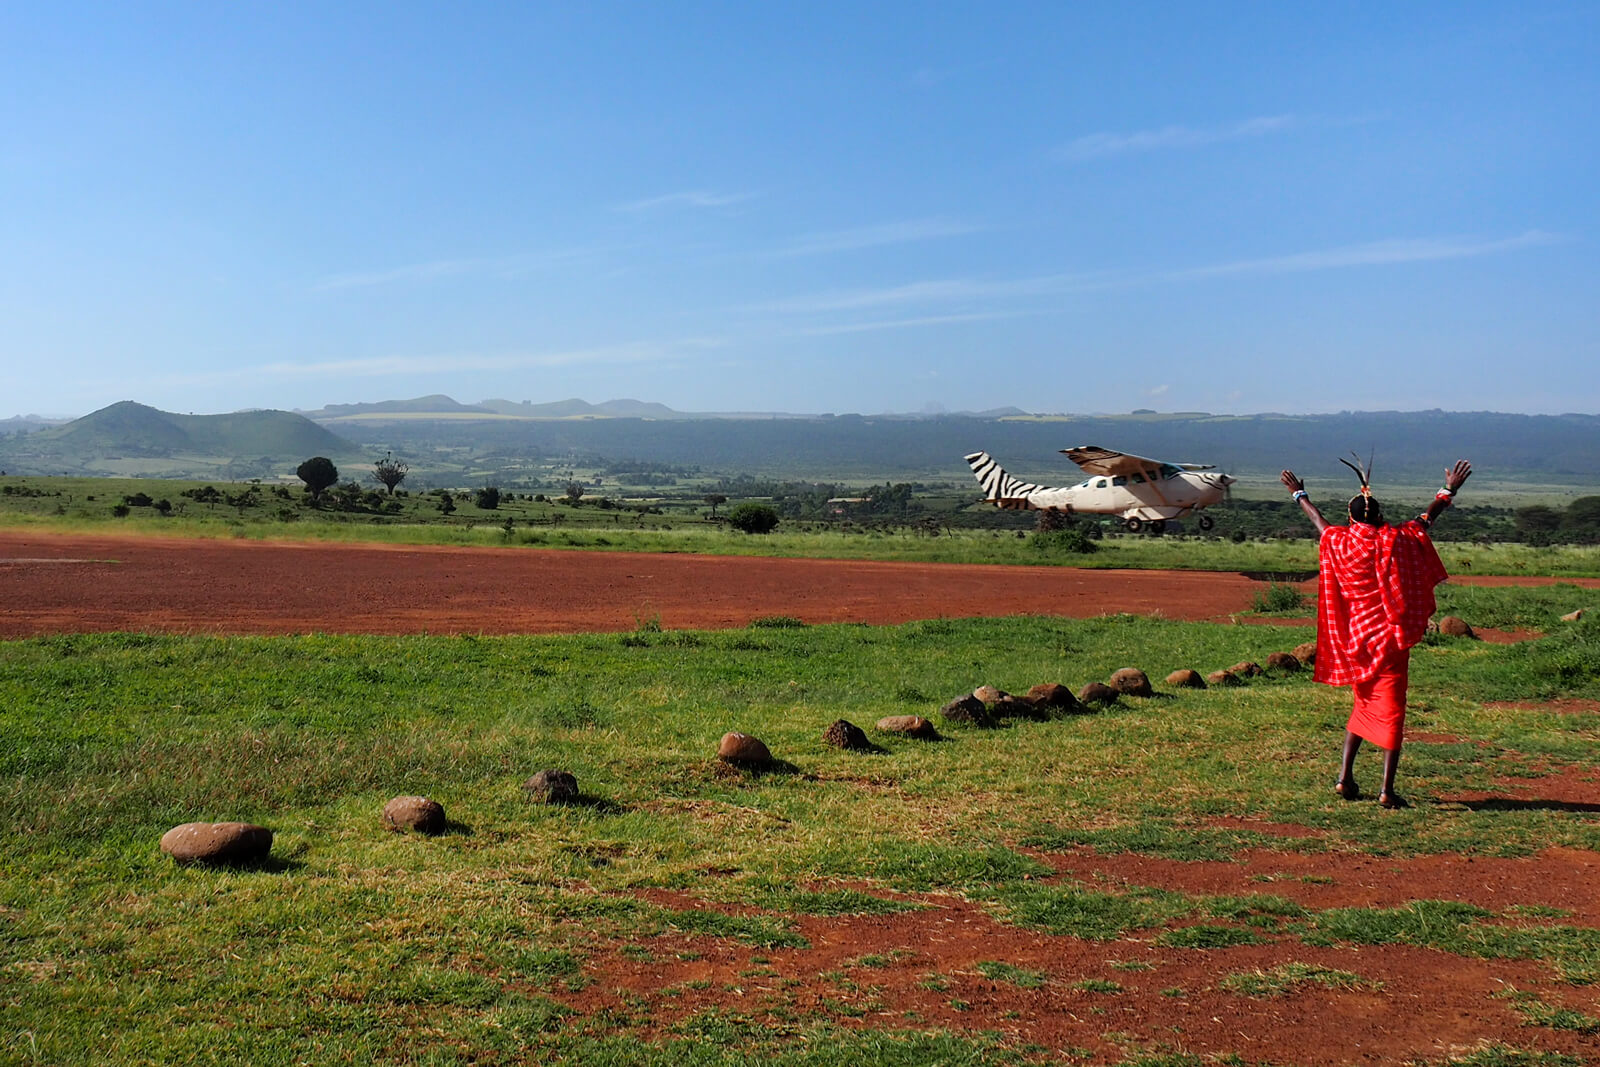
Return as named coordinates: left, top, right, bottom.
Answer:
left=1148, top=519, right=1167, bottom=535
left=1198, top=515, right=1215, bottom=531
left=1123, top=517, right=1142, bottom=533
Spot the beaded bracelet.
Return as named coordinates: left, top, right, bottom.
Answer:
left=1292, top=490, right=1308, bottom=502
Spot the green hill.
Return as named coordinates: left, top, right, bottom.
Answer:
left=0, top=402, right=357, bottom=478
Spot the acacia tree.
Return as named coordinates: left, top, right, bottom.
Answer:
left=372, top=452, right=408, bottom=495
left=704, top=493, right=727, bottom=518
left=296, top=457, right=339, bottom=502
left=564, top=481, right=585, bottom=505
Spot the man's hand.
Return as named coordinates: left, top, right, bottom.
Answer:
left=1445, top=460, right=1472, bottom=493
left=1280, top=470, right=1305, bottom=494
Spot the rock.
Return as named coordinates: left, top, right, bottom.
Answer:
left=1077, top=682, right=1118, bottom=706
left=972, top=685, right=1006, bottom=705
left=991, top=694, right=1042, bottom=719
left=1265, top=651, right=1301, bottom=673
left=1108, top=668, right=1152, bottom=697
left=1292, top=642, right=1318, bottom=665
left=1025, top=683, right=1079, bottom=710
left=876, top=715, right=939, bottom=739
left=160, top=822, right=273, bottom=865
left=1437, top=616, right=1476, bottom=638
left=939, top=694, right=992, bottom=726
left=524, top=769, right=580, bottom=803
left=1229, top=661, right=1264, bottom=678
left=717, top=732, right=772, bottom=765
left=382, top=796, right=446, bottom=834
left=1206, top=669, right=1242, bottom=687
left=821, top=719, right=871, bottom=750
left=1561, top=609, right=1585, bottom=622
left=1165, top=669, right=1206, bottom=689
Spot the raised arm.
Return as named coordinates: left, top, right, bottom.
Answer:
left=1419, top=460, right=1472, bottom=528
left=1280, top=470, right=1331, bottom=535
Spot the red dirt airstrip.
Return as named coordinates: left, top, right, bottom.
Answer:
left=4, top=531, right=1599, bottom=1063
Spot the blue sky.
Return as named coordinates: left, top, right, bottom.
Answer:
left=2, top=2, right=1595, bottom=418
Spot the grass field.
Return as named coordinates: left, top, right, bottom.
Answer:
left=4, top=602, right=1599, bottom=1064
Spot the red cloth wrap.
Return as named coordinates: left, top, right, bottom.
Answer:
left=1347, top=644, right=1409, bottom=750
left=1314, top=519, right=1447, bottom=688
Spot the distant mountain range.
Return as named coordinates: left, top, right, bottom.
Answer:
left=2, top=396, right=1598, bottom=489
left=297, top=395, right=1028, bottom=421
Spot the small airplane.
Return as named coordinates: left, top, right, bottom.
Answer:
left=965, top=446, right=1234, bottom=533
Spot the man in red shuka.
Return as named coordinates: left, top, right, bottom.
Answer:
left=1280, top=458, right=1473, bottom=809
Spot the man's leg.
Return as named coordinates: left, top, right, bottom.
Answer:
left=1336, top=730, right=1362, bottom=799
left=1379, top=741, right=1407, bottom=808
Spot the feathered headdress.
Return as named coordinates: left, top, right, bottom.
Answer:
left=1338, top=450, right=1374, bottom=498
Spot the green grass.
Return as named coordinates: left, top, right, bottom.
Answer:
left=1218, top=961, right=1378, bottom=997
left=4, top=609, right=1600, bottom=1062
left=7, top=473, right=1600, bottom=575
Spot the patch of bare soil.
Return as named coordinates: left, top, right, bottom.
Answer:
left=553, top=858, right=1600, bottom=1065
left=0, top=531, right=1282, bottom=637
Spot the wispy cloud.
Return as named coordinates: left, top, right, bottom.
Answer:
left=799, top=311, right=1032, bottom=336
left=756, top=273, right=1112, bottom=315
left=313, top=247, right=610, bottom=292
left=1056, top=115, right=1297, bottom=162
left=1170, top=230, right=1565, bottom=280
left=774, top=218, right=982, bottom=257
left=614, top=190, right=756, bottom=213
left=146, top=342, right=702, bottom=389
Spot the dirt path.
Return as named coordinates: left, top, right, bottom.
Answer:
left=0, top=531, right=1292, bottom=637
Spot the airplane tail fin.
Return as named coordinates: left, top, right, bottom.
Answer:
left=964, top=451, right=1042, bottom=509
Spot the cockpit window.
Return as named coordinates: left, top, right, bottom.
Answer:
left=1111, top=476, right=1127, bottom=487
left=1160, top=464, right=1182, bottom=479
left=1095, top=478, right=1108, bottom=489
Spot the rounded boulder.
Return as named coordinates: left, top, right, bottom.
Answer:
left=1438, top=615, right=1476, bottom=638
left=1165, top=669, right=1206, bottom=689
left=939, top=694, right=992, bottom=726
left=876, top=715, right=939, bottom=739
left=717, top=732, right=772, bottom=766
left=1108, top=668, right=1153, bottom=697
left=821, top=719, right=871, bottom=751
left=160, top=822, right=273, bottom=865
left=524, top=769, right=580, bottom=804
left=1025, top=683, right=1080, bottom=710
left=1077, top=682, right=1118, bottom=706
left=1292, top=642, right=1318, bottom=665
left=1229, top=661, right=1264, bottom=678
left=383, top=796, right=446, bottom=834
left=1265, top=651, right=1302, bottom=673
left=1206, top=669, right=1242, bottom=687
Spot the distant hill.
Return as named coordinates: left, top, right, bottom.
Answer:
left=300, top=395, right=1023, bottom=423
left=0, top=401, right=356, bottom=478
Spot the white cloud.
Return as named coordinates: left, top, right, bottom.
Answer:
left=756, top=273, right=1111, bottom=314
left=798, top=311, right=1032, bottom=336
left=614, top=190, right=756, bottom=213
left=1171, top=231, right=1565, bottom=280
left=142, top=342, right=701, bottom=389
left=1056, top=115, right=1297, bottom=162
left=312, top=247, right=611, bottom=291
left=774, top=218, right=982, bottom=257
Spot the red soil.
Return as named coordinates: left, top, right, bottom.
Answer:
left=6, top=531, right=1598, bottom=1063
left=0, top=531, right=1290, bottom=637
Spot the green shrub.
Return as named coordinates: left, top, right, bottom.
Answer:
left=726, top=503, right=780, bottom=534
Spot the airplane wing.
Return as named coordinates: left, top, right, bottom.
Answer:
left=1058, top=445, right=1215, bottom=475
